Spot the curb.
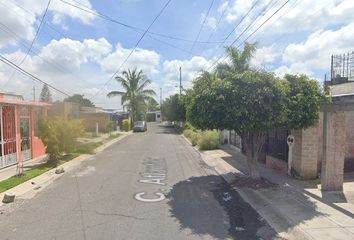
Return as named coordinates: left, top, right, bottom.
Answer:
left=0, top=134, right=130, bottom=207
left=180, top=134, right=311, bottom=240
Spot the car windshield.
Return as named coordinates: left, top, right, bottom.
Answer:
left=135, top=121, right=144, bottom=126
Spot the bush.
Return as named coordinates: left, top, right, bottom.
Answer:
left=183, top=129, right=200, bottom=146
left=38, top=118, right=85, bottom=164
left=197, top=130, right=220, bottom=150
left=106, top=121, right=116, bottom=134
left=122, top=119, right=130, bottom=132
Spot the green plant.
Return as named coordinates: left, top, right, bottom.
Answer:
left=185, top=43, right=325, bottom=179
left=122, top=119, right=130, bottom=131
left=39, top=118, right=85, bottom=164
left=73, top=142, right=102, bottom=154
left=197, top=130, right=220, bottom=150
left=183, top=129, right=200, bottom=146
left=108, top=133, right=121, bottom=139
left=106, top=121, right=116, bottom=134
left=38, top=119, right=61, bottom=164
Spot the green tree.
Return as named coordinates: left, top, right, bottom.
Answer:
left=146, top=97, right=160, bottom=111
left=64, top=94, right=95, bottom=107
left=187, top=69, right=324, bottom=179
left=161, top=94, right=185, bottom=122
left=40, top=84, right=52, bottom=102
left=107, top=68, right=156, bottom=124
left=216, top=42, right=257, bottom=78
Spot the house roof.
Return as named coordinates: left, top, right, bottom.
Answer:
left=0, top=98, right=51, bottom=107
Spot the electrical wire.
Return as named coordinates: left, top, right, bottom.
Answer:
left=209, top=0, right=291, bottom=71
left=189, top=0, right=215, bottom=52
left=2, top=0, right=51, bottom=89
left=89, top=0, right=172, bottom=101
left=0, top=55, right=70, bottom=97
left=58, top=0, right=222, bottom=44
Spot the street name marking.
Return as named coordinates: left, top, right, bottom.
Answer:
left=134, top=157, right=167, bottom=203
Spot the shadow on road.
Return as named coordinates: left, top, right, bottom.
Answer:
left=154, top=125, right=180, bottom=135
left=166, top=175, right=279, bottom=240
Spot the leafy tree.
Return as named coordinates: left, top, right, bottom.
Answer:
left=64, top=94, right=95, bottom=107
left=187, top=69, right=324, bottom=179
left=40, top=84, right=52, bottom=102
left=146, top=97, right=160, bottom=111
left=107, top=68, right=156, bottom=124
left=161, top=94, right=185, bottom=122
left=216, top=42, right=257, bottom=78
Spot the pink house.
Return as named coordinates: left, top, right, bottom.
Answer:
left=0, top=92, right=50, bottom=169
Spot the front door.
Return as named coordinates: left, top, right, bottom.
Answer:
left=20, top=106, right=31, bottom=161
left=2, top=105, right=17, bottom=167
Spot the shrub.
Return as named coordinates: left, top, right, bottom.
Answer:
left=38, top=119, right=61, bottom=164
left=197, top=130, right=220, bottom=150
left=55, top=118, right=84, bottom=153
left=106, top=121, right=116, bottom=134
left=122, top=119, right=130, bottom=131
left=38, top=118, right=85, bottom=164
left=183, top=129, right=200, bottom=146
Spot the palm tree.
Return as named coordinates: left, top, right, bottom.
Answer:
left=107, top=68, right=156, bottom=124
left=216, top=42, right=257, bottom=78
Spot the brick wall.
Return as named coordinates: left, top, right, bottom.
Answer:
left=289, top=117, right=322, bottom=179
left=80, top=112, right=110, bottom=132
left=330, top=82, right=354, bottom=95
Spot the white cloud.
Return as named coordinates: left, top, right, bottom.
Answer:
left=201, top=14, right=217, bottom=31
left=0, top=0, right=96, bottom=47
left=37, top=38, right=112, bottom=72
left=281, top=23, right=354, bottom=73
left=250, top=46, right=279, bottom=69
left=162, top=56, right=213, bottom=96
left=100, top=44, right=160, bottom=76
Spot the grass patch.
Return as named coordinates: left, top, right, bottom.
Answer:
left=0, top=136, right=115, bottom=193
left=72, top=142, right=102, bottom=154
left=108, top=133, right=121, bottom=140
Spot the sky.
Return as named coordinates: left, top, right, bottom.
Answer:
left=0, top=0, right=353, bottom=109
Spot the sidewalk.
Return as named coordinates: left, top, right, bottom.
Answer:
left=0, top=155, right=47, bottom=182
left=200, top=146, right=354, bottom=240
left=0, top=131, right=130, bottom=182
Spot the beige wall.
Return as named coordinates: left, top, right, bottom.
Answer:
left=48, top=102, right=80, bottom=119
left=80, top=112, right=110, bottom=132
left=290, top=114, right=323, bottom=179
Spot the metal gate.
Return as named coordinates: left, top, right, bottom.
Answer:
left=1, top=106, right=17, bottom=167
left=20, top=106, right=31, bottom=161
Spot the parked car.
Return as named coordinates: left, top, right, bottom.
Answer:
left=133, top=121, right=147, bottom=132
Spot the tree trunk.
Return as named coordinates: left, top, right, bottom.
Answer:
left=241, top=131, right=266, bottom=179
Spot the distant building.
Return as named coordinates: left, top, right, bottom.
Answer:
left=48, top=101, right=80, bottom=119
left=146, top=111, right=161, bottom=122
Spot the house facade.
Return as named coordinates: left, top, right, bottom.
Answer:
left=0, top=92, right=49, bottom=169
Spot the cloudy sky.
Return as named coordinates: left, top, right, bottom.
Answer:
left=0, top=0, right=353, bottom=109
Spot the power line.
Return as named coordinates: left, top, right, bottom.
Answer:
left=89, top=0, right=172, bottom=101
left=58, top=0, right=222, bottom=44
left=209, top=0, right=291, bottom=71
left=189, top=0, right=215, bottom=53
left=0, top=55, right=70, bottom=97
left=2, top=0, right=51, bottom=89
left=199, top=0, right=229, bottom=55
left=198, top=0, right=266, bottom=72
left=18, top=0, right=51, bottom=66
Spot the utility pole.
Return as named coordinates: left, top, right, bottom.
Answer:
left=32, top=86, right=36, bottom=101
left=160, top=88, right=162, bottom=108
left=179, top=66, right=182, bottom=95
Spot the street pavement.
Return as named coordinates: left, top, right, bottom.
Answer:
left=0, top=123, right=277, bottom=240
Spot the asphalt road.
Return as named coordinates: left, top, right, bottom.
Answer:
left=0, top=123, right=277, bottom=240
